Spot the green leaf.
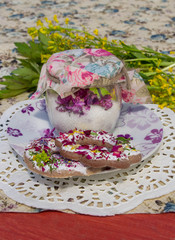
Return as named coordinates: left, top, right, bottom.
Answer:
left=3, top=75, right=28, bottom=84
left=29, top=41, right=42, bottom=61
left=1, top=77, right=30, bottom=89
left=31, top=79, right=39, bottom=87
left=15, top=42, right=31, bottom=58
left=18, top=59, right=41, bottom=74
left=0, top=88, right=28, bottom=99
left=38, top=31, right=49, bottom=46
left=12, top=67, right=39, bottom=78
left=90, top=132, right=98, bottom=136
left=100, top=88, right=110, bottom=96
left=90, top=88, right=100, bottom=97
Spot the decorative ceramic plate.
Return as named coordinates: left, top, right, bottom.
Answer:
left=7, top=98, right=163, bottom=175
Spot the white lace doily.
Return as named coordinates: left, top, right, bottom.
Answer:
left=0, top=101, right=174, bottom=216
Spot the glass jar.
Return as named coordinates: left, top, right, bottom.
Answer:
left=46, top=85, right=122, bottom=133
left=31, top=49, right=133, bottom=133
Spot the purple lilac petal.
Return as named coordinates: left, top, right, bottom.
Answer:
left=55, top=88, right=113, bottom=115
left=43, top=128, right=55, bottom=138
left=117, top=134, right=133, bottom=139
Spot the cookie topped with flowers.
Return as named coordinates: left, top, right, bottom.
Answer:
left=23, top=129, right=142, bottom=178
left=23, top=136, right=102, bottom=178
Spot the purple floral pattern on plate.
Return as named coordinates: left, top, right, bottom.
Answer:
left=134, top=142, right=157, bottom=157
left=36, top=99, right=46, bottom=111
left=21, top=104, right=35, bottom=115
left=7, top=127, right=23, bottom=137
left=7, top=99, right=163, bottom=161
left=126, top=105, right=159, bottom=130
left=144, top=128, right=163, bottom=144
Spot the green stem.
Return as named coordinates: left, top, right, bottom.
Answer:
left=162, top=63, right=175, bottom=72
left=125, top=58, right=158, bottom=62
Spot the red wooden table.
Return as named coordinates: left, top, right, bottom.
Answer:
left=0, top=211, right=175, bottom=240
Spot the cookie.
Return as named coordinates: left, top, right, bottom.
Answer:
left=55, top=129, right=116, bottom=149
left=23, top=137, right=102, bottom=178
left=56, top=129, right=142, bottom=169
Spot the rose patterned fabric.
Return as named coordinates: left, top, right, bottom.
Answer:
left=31, top=49, right=152, bottom=104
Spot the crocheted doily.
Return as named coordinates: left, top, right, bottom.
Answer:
left=0, top=100, right=174, bottom=216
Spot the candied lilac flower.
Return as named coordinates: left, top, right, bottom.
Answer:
left=68, top=130, right=74, bottom=134
left=74, top=88, right=88, bottom=98
left=43, top=128, right=55, bottom=138
left=99, top=95, right=112, bottom=110
left=56, top=95, right=73, bottom=108
left=55, top=88, right=113, bottom=115
left=76, top=151, right=87, bottom=156
left=62, top=140, right=74, bottom=145
left=77, top=145, right=90, bottom=150
left=117, top=134, right=133, bottom=140
left=86, top=93, right=99, bottom=105
left=21, top=104, right=34, bottom=115
left=84, top=130, right=91, bottom=136
left=92, top=145, right=106, bottom=151
left=71, top=97, right=85, bottom=114
left=86, top=154, right=92, bottom=159
left=113, top=152, right=121, bottom=157
left=57, top=105, right=66, bottom=112
left=35, top=146, right=42, bottom=152
left=54, top=163, right=59, bottom=168
left=7, top=127, right=23, bottom=137
left=112, top=145, right=123, bottom=152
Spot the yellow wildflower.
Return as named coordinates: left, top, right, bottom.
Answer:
left=157, top=59, right=161, bottom=67
left=41, top=54, right=51, bottom=63
left=53, top=14, right=59, bottom=23
left=167, top=88, right=172, bottom=95
left=44, top=17, right=52, bottom=24
left=138, top=61, right=141, bottom=66
left=47, top=45, right=57, bottom=52
left=158, top=102, right=167, bottom=109
left=27, top=27, right=38, bottom=39
left=69, top=32, right=75, bottom=39
left=151, top=95, right=156, bottom=102
left=36, top=19, right=43, bottom=27
left=40, top=27, right=48, bottom=34
left=156, top=68, right=162, bottom=73
left=93, top=29, right=99, bottom=36
left=157, top=74, right=164, bottom=81
left=71, top=144, right=80, bottom=150
left=112, top=39, right=117, bottom=44
left=51, top=32, right=62, bottom=40
left=88, top=35, right=95, bottom=40
left=162, top=83, right=168, bottom=89
left=65, top=18, right=69, bottom=25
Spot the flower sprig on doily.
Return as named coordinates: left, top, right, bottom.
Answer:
left=0, top=15, right=175, bottom=111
